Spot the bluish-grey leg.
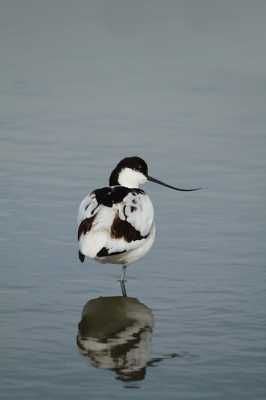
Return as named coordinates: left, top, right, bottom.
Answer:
left=120, top=265, right=127, bottom=282
left=120, top=280, right=127, bottom=297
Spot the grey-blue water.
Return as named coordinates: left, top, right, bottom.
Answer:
left=1, top=1, right=266, bottom=399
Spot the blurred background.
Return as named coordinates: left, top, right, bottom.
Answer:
left=1, top=1, right=266, bottom=399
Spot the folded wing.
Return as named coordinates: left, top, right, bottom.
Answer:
left=77, top=186, right=154, bottom=262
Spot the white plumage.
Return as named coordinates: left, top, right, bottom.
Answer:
left=78, top=189, right=155, bottom=263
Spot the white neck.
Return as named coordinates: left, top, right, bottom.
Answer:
left=118, top=168, right=147, bottom=188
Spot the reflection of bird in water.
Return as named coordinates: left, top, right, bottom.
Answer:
left=78, top=157, right=200, bottom=281
left=76, top=295, right=154, bottom=383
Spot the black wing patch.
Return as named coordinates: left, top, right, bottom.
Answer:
left=96, top=247, right=126, bottom=257
left=92, top=186, right=145, bottom=208
left=79, top=251, right=85, bottom=263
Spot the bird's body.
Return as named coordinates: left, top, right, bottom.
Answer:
left=78, top=186, right=155, bottom=267
left=77, top=157, right=200, bottom=281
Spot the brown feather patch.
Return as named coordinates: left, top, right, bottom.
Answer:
left=77, top=215, right=96, bottom=241
left=110, top=212, right=147, bottom=243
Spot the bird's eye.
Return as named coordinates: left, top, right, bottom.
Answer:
left=134, top=165, right=142, bottom=171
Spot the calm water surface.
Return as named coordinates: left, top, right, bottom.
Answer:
left=1, top=1, right=266, bottom=399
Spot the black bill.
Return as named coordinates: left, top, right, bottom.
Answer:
left=147, top=176, right=201, bottom=191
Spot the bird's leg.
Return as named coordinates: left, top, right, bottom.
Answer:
left=120, top=280, right=127, bottom=297
left=120, top=265, right=127, bottom=282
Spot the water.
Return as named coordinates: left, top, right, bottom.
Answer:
left=1, top=1, right=266, bottom=399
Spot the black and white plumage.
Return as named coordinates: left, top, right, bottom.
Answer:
left=77, top=157, right=200, bottom=281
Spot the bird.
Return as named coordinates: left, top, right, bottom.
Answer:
left=77, top=156, right=201, bottom=282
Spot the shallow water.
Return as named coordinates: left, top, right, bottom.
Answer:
left=1, top=1, right=266, bottom=399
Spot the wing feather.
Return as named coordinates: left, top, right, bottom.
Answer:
left=77, top=187, right=154, bottom=260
